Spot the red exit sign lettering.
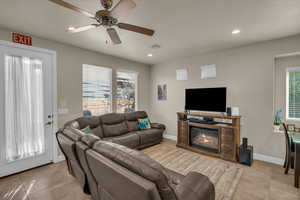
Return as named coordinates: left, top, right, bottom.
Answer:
left=12, top=33, right=32, bottom=46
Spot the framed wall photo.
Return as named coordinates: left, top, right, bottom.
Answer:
left=287, top=124, right=296, bottom=132
left=157, top=84, right=167, bottom=100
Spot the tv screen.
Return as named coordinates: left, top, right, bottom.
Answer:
left=185, top=87, right=226, bottom=112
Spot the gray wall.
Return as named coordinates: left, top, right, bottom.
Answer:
left=0, top=27, right=151, bottom=128
left=149, top=34, right=300, bottom=159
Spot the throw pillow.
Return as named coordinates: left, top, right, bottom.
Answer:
left=138, top=118, right=151, bottom=130
left=81, top=126, right=93, bottom=134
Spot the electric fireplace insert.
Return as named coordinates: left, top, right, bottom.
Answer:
left=189, top=126, right=220, bottom=153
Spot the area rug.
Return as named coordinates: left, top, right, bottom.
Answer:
left=143, top=143, right=243, bottom=200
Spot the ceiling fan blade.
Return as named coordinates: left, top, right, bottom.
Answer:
left=110, top=0, right=136, bottom=18
left=49, top=0, right=95, bottom=19
left=118, top=23, right=154, bottom=36
left=107, top=28, right=122, bottom=44
left=67, top=24, right=97, bottom=33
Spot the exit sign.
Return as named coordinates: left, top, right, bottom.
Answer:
left=12, top=33, right=32, bottom=46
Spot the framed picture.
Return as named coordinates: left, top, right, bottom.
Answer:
left=295, top=128, right=300, bottom=133
left=157, top=84, right=167, bottom=100
left=287, top=124, right=296, bottom=132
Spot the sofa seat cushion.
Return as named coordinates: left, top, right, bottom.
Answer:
left=139, top=129, right=163, bottom=145
left=103, top=133, right=140, bottom=149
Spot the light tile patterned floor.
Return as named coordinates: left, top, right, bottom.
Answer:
left=0, top=139, right=299, bottom=200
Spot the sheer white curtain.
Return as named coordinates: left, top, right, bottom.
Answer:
left=5, top=55, right=45, bottom=162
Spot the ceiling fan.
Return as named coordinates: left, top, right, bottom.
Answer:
left=49, top=0, right=155, bottom=44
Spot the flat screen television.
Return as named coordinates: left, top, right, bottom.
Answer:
left=185, top=87, right=226, bottom=112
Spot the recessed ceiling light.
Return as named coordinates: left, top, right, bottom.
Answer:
left=232, top=29, right=241, bottom=35
left=147, top=53, right=153, bottom=57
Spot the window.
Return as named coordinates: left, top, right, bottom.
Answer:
left=116, top=71, right=138, bottom=113
left=82, top=65, right=112, bottom=116
left=287, top=67, right=300, bottom=120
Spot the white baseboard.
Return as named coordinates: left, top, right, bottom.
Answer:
left=163, top=134, right=177, bottom=141
left=53, top=155, right=65, bottom=163
left=163, top=134, right=284, bottom=166
left=253, top=153, right=284, bottom=166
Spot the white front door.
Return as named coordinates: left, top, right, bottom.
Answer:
left=0, top=42, right=54, bottom=177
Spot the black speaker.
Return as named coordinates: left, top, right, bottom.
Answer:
left=242, top=138, right=248, bottom=149
left=226, top=107, right=232, bottom=116
left=239, top=138, right=253, bottom=166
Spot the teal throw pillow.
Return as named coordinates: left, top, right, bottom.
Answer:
left=81, top=126, right=93, bottom=134
left=138, top=118, right=151, bottom=130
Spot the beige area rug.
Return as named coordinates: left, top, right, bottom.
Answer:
left=142, top=143, right=243, bottom=200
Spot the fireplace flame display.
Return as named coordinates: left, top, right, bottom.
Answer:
left=190, top=127, right=219, bottom=152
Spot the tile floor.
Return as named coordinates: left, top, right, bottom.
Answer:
left=0, top=140, right=299, bottom=200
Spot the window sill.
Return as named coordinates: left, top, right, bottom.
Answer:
left=286, top=118, right=300, bottom=122
left=274, top=130, right=284, bottom=134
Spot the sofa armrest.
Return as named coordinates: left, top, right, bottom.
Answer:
left=175, top=172, right=215, bottom=200
left=151, top=123, right=166, bottom=130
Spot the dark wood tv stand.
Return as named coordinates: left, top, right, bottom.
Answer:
left=177, top=112, right=241, bottom=162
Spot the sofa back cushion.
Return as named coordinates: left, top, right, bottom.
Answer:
left=74, top=116, right=101, bottom=129
left=92, top=140, right=177, bottom=200
left=125, top=111, right=148, bottom=132
left=101, top=113, right=129, bottom=137
left=86, top=149, right=162, bottom=200
left=65, top=116, right=104, bottom=138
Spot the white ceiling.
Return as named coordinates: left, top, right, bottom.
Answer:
left=0, top=0, right=300, bottom=64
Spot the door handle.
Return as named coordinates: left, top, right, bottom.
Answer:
left=45, top=121, right=53, bottom=126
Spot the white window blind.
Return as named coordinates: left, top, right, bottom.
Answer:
left=82, top=65, right=112, bottom=116
left=287, top=68, right=300, bottom=119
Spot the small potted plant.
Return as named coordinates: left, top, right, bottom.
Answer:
left=274, top=109, right=283, bottom=132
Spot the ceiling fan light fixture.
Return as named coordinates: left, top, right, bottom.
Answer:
left=50, top=0, right=155, bottom=43
left=232, top=29, right=241, bottom=35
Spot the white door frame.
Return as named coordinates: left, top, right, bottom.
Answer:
left=0, top=40, right=60, bottom=163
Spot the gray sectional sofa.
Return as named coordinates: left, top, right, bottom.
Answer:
left=56, top=111, right=215, bottom=200
left=64, top=111, right=165, bottom=149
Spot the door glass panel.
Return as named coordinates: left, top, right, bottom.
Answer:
left=4, top=55, right=45, bottom=162
left=116, top=71, right=137, bottom=113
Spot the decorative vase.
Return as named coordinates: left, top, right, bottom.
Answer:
left=274, top=125, right=281, bottom=132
